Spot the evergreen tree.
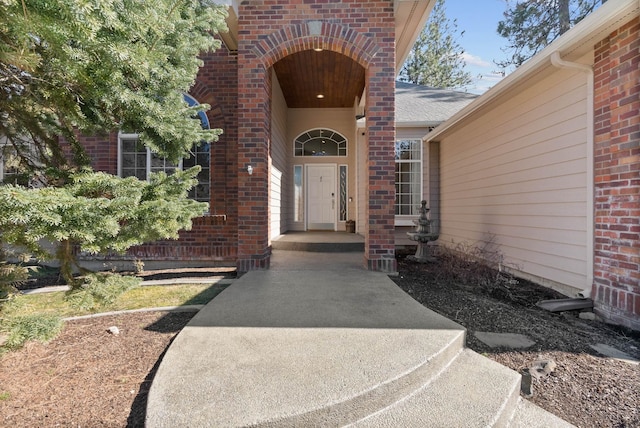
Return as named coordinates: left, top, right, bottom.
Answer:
left=496, top=0, right=605, bottom=68
left=0, top=0, right=227, bottom=287
left=399, top=0, right=472, bottom=89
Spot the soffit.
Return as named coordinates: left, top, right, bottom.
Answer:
left=214, top=1, right=435, bottom=108
left=272, top=50, right=366, bottom=108
left=395, top=0, right=437, bottom=72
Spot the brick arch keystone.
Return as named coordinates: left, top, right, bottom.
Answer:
left=254, top=21, right=380, bottom=69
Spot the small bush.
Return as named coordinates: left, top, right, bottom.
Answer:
left=0, top=251, right=30, bottom=303
left=66, top=273, right=141, bottom=311
left=1, top=314, right=64, bottom=350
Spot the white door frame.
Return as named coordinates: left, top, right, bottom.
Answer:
left=305, top=163, right=337, bottom=231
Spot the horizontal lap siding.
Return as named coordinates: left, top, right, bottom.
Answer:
left=271, top=73, right=288, bottom=238
left=439, top=69, right=589, bottom=291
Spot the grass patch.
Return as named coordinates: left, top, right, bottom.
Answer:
left=0, top=281, right=229, bottom=351
left=3, top=283, right=228, bottom=319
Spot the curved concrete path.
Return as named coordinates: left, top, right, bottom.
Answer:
left=146, top=251, right=572, bottom=427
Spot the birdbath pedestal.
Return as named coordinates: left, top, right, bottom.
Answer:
left=406, top=200, right=439, bottom=263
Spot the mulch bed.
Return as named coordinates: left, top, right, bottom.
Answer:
left=393, top=254, right=640, bottom=428
left=0, top=311, right=193, bottom=427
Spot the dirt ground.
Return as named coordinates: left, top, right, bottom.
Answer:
left=0, top=260, right=638, bottom=427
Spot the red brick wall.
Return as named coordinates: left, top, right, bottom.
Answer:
left=236, top=0, right=397, bottom=273
left=593, top=17, right=640, bottom=330
left=82, top=132, right=118, bottom=174
left=78, top=45, right=239, bottom=266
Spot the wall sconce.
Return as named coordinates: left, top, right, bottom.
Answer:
left=246, top=165, right=253, bottom=175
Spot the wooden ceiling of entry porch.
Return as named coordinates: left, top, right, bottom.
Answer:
left=273, top=49, right=365, bottom=109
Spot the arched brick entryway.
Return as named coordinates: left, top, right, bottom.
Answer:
left=236, top=3, right=397, bottom=273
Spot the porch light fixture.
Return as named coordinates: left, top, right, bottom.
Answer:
left=246, top=165, right=253, bottom=175
left=314, top=47, right=323, bottom=52
left=316, top=94, right=324, bottom=99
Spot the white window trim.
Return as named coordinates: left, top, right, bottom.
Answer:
left=293, top=127, right=348, bottom=158
left=395, top=138, right=423, bottom=226
left=117, top=132, right=183, bottom=180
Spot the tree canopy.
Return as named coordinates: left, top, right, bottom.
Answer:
left=399, top=0, right=472, bottom=89
left=496, top=0, right=605, bottom=68
left=0, top=0, right=227, bottom=288
left=1, top=0, right=226, bottom=171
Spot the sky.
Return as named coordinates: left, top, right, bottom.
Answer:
left=443, top=0, right=511, bottom=94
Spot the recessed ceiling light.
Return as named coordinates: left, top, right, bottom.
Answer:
left=316, top=94, right=324, bottom=99
left=314, top=48, right=323, bottom=52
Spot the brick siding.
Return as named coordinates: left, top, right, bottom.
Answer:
left=76, top=1, right=399, bottom=274
left=78, top=45, right=239, bottom=267
left=593, top=17, right=640, bottom=330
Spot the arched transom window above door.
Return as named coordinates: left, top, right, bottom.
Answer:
left=294, top=128, right=347, bottom=157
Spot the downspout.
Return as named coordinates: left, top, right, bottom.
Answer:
left=550, top=51, right=594, bottom=299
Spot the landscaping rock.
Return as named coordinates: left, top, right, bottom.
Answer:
left=529, top=359, right=556, bottom=380
left=473, top=331, right=536, bottom=349
left=579, top=311, right=596, bottom=321
left=590, top=343, right=639, bottom=365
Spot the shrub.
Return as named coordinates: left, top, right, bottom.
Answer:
left=1, top=314, right=64, bottom=350
left=66, top=273, right=141, bottom=311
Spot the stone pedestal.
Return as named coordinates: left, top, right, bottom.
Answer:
left=406, top=200, right=439, bottom=263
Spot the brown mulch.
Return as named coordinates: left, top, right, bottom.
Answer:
left=0, top=311, right=193, bottom=427
left=393, top=254, right=640, bottom=428
left=0, top=261, right=638, bottom=427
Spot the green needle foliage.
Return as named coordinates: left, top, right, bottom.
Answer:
left=1, top=313, right=64, bottom=350
left=496, top=0, right=604, bottom=68
left=1, top=0, right=227, bottom=168
left=0, top=168, right=208, bottom=285
left=399, top=0, right=472, bottom=89
left=0, top=0, right=226, bottom=291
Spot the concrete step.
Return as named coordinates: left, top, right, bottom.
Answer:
left=351, top=349, right=521, bottom=427
left=271, top=239, right=364, bottom=252
left=256, top=329, right=467, bottom=427
left=508, top=397, right=575, bottom=427
left=271, top=232, right=365, bottom=252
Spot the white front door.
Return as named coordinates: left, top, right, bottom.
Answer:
left=307, top=164, right=336, bottom=230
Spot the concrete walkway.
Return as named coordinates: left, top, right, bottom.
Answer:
left=146, top=250, right=572, bottom=427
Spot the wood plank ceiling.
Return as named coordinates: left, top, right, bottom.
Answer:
left=273, top=49, right=366, bottom=108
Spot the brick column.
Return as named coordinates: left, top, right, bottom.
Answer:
left=236, top=55, right=272, bottom=272
left=593, top=17, right=640, bottom=330
left=364, top=55, right=397, bottom=273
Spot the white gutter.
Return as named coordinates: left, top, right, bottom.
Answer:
left=397, top=121, right=442, bottom=128
left=426, top=0, right=639, bottom=142
left=550, top=52, right=594, bottom=299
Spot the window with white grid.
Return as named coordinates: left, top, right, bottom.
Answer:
left=117, top=94, right=211, bottom=203
left=395, top=139, right=422, bottom=216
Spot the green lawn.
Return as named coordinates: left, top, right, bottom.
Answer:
left=4, top=282, right=229, bottom=319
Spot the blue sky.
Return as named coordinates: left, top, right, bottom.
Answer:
left=443, top=0, right=511, bottom=94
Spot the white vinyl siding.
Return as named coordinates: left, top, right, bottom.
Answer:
left=437, top=68, right=589, bottom=292
left=270, top=167, right=283, bottom=240
left=270, top=71, right=288, bottom=236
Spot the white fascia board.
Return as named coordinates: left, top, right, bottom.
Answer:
left=397, top=121, right=442, bottom=128
left=426, top=0, right=639, bottom=142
